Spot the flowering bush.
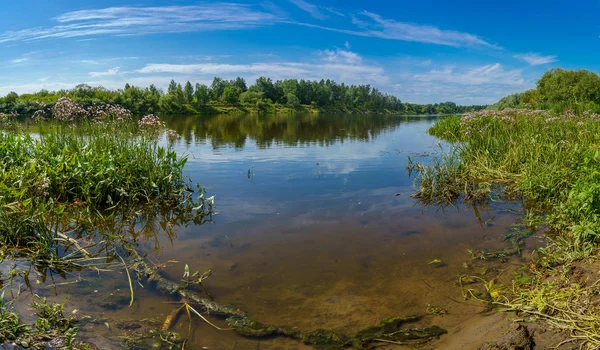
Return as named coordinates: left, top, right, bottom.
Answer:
left=166, top=129, right=179, bottom=140
left=138, top=114, right=164, bottom=129
left=88, top=104, right=132, bottom=124
left=51, top=97, right=88, bottom=121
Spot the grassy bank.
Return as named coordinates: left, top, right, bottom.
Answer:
left=413, top=108, right=600, bottom=347
left=1, top=106, right=212, bottom=259
left=0, top=99, right=214, bottom=348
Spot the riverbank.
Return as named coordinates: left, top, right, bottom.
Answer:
left=412, top=108, right=600, bottom=348
left=190, top=103, right=404, bottom=116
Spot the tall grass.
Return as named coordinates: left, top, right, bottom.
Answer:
left=418, top=109, right=600, bottom=246
left=419, top=109, right=600, bottom=346
left=0, top=100, right=213, bottom=267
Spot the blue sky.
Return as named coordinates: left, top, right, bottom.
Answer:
left=0, top=0, right=598, bottom=104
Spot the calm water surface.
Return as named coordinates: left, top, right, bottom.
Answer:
left=33, top=114, right=533, bottom=349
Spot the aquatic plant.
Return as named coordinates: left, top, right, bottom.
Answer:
left=0, top=293, right=90, bottom=349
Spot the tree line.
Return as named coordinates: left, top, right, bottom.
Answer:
left=0, top=77, right=485, bottom=116
left=490, top=68, right=600, bottom=113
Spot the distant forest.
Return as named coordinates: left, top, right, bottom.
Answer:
left=490, top=68, right=600, bottom=113
left=0, top=77, right=486, bottom=116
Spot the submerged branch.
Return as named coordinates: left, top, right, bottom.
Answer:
left=129, top=247, right=447, bottom=348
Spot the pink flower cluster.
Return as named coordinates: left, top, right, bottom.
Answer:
left=32, top=97, right=134, bottom=124
left=32, top=110, right=47, bottom=122
left=51, top=97, right=88, bottom=121
left=88, top=104, right=132, bottom=123
left=138, top=114, right=165, bottom=129
left=166, top=129, right=179, bottom=140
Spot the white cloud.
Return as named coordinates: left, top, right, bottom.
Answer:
left=1, top=54, right=530, bottom=105
left=344, top=41, right=351, bottom=49
left=138, top=63, right=308, bottom=76
left=289, top=0, right=326, bottom=19
left=11, top=57, right=29, bottom=63
left=89, top=67, right=120, bottom=77
left=77, top=57, right=138, bottom=65
left=79, top=60, right=100, bottom=65
left=137, top=51, right=387, bottom=87
left=319, top=49, right=362, bottom=64
left=413, top=63, right=525, bottom=86
left=137, top=62, right=387, bottom=86
left=514, top=53, right=558, bottom=66
left=0, top=4, right=279, bottom=43
left=0, top=81, right=76, bottom=96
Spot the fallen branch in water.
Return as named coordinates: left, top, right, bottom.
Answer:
left=129, top=247, right=447, bottom=348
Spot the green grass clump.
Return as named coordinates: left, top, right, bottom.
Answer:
left=0, top=100, right=213, bottom=267
left=417, top=109, right=600, bottom=247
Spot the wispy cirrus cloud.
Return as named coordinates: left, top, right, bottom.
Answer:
left=0, top=1, right=498, bottom=50
left=0, top=4, right=280, bottom=43
left=288, top=11, right=497, bottom=48
left=11, top=57, right=29, bottom=64
left=357, top=11, right=499, bottom=48
left=514, top=53, right=558, bottom=66
left=289, top=0, right=326, bottom=19
left=321, top=7, right=346, bottom=17
left=8, top=51, right=41, bottom=64
left=89, top=67, right=120, bottom=77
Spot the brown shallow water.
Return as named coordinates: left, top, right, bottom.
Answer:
left=10, top=114, right=544, bottom=349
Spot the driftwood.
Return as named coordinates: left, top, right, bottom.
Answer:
left=131, top=250, right=446, bottom=349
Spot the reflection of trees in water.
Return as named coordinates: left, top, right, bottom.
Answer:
left=162, top=114, right=438, bottom=149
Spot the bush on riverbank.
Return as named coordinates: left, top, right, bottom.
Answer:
left=490, top=69, right=600, bottom=113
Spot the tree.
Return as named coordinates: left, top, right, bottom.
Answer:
left=194, top=84, right=210, bottom=107
left=162, top=80, right=185, bottom=112
left=239, top=91, right=264, bottom=105
left=252, top=77, right=278, bottom=101
left=286, top=93, right=300, bottom=108
left=71, top=84, right=95, bottom=99
left=210, top=77, right=228, bottom=102
left=168, top=80, right=179, bottom=95
left=184, top=81, right=194, bottom=104
left=4, top=91, right=18, bottom=106
left=231, top=77, right=247, bottom=92
left=222, top=87, right=240, bottom=105
left=537, top=68, right=600, bottom=105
